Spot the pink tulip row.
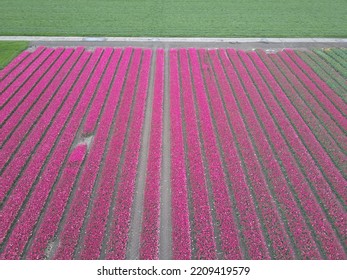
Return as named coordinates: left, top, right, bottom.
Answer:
left=0, top=46, right=45, bottom=97
left=189, top=49, right=242, bottom=259
left=254, top=50, right=347, bottom=245
left=178, top=49, right=217, bottom=259
left=105, top=49, right=152, bottom=260
left=215, top=49, right=290, bottom=259
left=0, top=50, right=91, bottom=203
left=284, top=49, right=347, bottom=117
left=53, top=48, right=136, bottom=260
left=0, top=48, right=76, bottom=148
left=252, top=51, right=347, bottom=175
left=268, top=53, right=347, bottom=205
left=223, top=48, right=325, bottom=259
left=83, top=49, right=123, bottom=136
left=26, top=49, right=120, bottom=260
left=76, top=48, right=138, bottom=260
left=169, top=49, right=191, bottom=259
left=0, top=47, right=52, bottom=116
left=0, top=48, right=114, bottom=260
left=76, top=48, right=137, bottom=259
left=1, top=144, right=87, bottom=259
left=278, top=51, right=347, bottom=131
left=214, top=48, right=300, bottom=259
left=0, top=49, right=100, bottom=248
left=0, top=50, right=30, bottom=81
left=139, top=49, right=164, bottom=260
left=26, top=144, right=87, bottom=259
left=243, top=50, right=346, bottom=258
left=0, top=48, right=58, bottom=125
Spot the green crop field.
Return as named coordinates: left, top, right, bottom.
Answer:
left=0, top=41, right=28, bottom=69
left=0, top=0, right=346, bottom=38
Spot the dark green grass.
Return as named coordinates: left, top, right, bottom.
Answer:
left=0, top=0, right=346, bottom=37
left=0, top=41, right=28, bottom=69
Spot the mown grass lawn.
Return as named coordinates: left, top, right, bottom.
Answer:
left=0, top=0, right=346, bottom=38
left=0, top=41, right=28, bottom=69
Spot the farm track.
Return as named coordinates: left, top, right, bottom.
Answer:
left=0, top=47, right=346, bottom=260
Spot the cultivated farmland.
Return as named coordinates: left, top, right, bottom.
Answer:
left=1, top=0, right=346, bottom=38
left=0, top=47, right=346, bottom=260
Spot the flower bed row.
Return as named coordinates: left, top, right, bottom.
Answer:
left=0, top=49, right=77, bottom=148
left=252, top=50, right=347, bottom=176
left=190, top=49, right=243, bottom=259
left=82, top=49, right=122, bottom=136
left=245, top=50, right=346, bottom=257
left=76, top=48, right=139, bottom=260
left=169, top=49, right=191, bottom=259
left=105, top=49, right=152, bottom=260
left=26, top=49, right=120, bottom=260
left=0, top=48, right=57, bottom=125
left=267, top=53, right=347, bottom=205
left=0, top=48, right=99, bottom=248
left=178, top=49, right=216, bottom=260
left=279, top=51, right=346, bottom=131
left=53, top=48, right=136, bottom=260
left=269, top=52, right=347, bottom=152
left=0, top=50, right=91, bottom=204
left=208, top=47, right=294, bottom=259
left=0, top=48, right=114, bottom=260
left=139, top=49, right=164, bottom=260
left=226, top=48, right=327, bottom=259
left=323, top=49, right=347, bottom=69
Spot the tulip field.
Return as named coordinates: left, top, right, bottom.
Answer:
left=0, top=46, right=346, bottom=260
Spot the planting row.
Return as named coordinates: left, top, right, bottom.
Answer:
left=0, top=47, right=345, bottom=260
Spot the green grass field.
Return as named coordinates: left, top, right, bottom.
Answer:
left=0, top=41, right=28, bottom=69
left=0, top=0, right=346, bottom=38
